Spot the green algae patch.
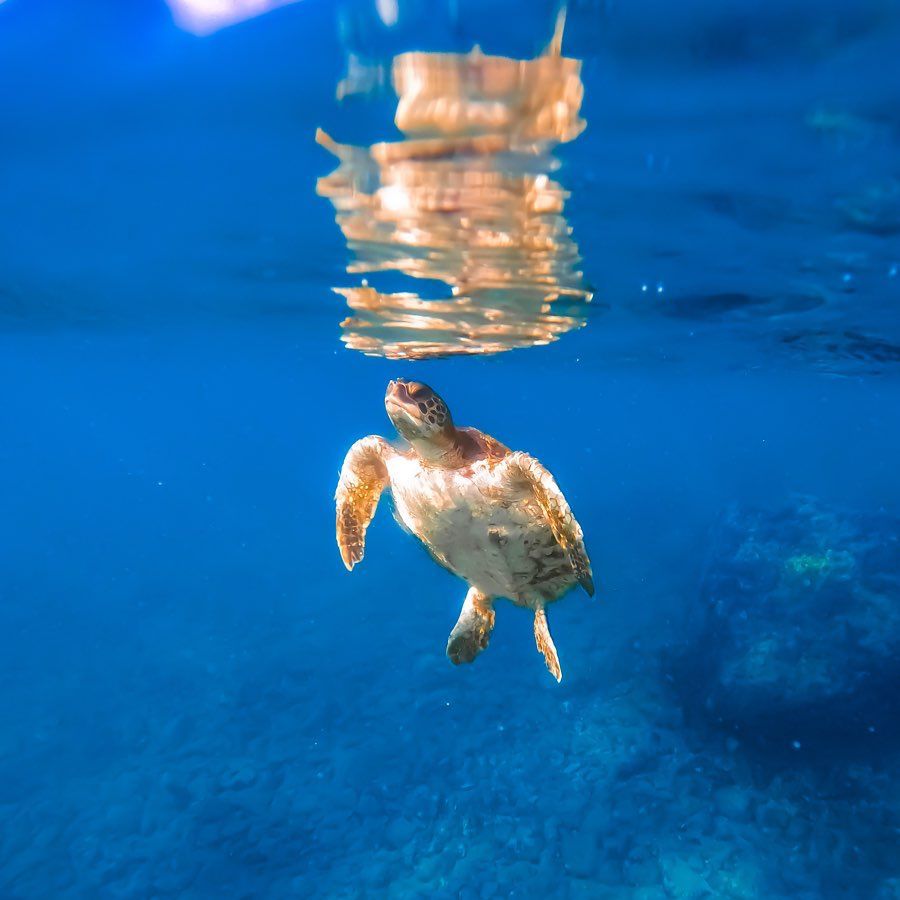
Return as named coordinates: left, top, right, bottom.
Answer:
left=784, top=548, right=854, bottom=580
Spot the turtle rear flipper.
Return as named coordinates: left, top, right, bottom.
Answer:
left=446, top=588, right=495, bottom=665
left=533, top=607, right=562, bottom=682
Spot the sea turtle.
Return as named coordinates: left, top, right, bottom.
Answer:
left=335, top=379, right=594, bottom=681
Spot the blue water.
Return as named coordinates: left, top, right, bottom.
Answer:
left=3, top=1, right=900, bottom=897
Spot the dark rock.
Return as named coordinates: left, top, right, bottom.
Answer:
left=385, top=816, right=416, bottom=849
left=164, top=780, right=193, bottom=811
left=672, top=497, right=900, bottom=750
left=561, top=830, right=597, bottom=878
left=714, top=785, right=751, bottom=822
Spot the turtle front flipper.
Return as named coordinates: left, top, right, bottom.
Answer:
left=496, top=451, right=594, bottom=597
left=533, top=607, right=562, bottom=682
left=335, top=436, right=392, bottom=570
left=446, top=587, right=495, bottom=665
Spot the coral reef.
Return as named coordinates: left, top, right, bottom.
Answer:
left=4, top=570, right=900, bottom=898
left=674, top=496, right=900, bottom=748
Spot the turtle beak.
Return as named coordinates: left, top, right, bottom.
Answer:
left=386, top=379, right=409, bottom=404
left=385, top=379, right=402, bottom=412
left=385, top=380, right=418, bottom=432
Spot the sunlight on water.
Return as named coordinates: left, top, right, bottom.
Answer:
left=165, top=0, right=301, bottom=35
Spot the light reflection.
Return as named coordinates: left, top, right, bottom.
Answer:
left=317, top=14, right=592, bottom=359
left=165, top=0, right=301, bottom=36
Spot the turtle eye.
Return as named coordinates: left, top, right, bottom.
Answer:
left=412, top=381, right=436, bottom=398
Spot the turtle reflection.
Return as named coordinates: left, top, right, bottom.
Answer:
left=316, top=17, right=592, bottom=359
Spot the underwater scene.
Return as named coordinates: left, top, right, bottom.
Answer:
left=2, top=0, right=900, bottom=897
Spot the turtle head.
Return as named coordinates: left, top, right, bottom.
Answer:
left=385, top=379, right=456, bottom=458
